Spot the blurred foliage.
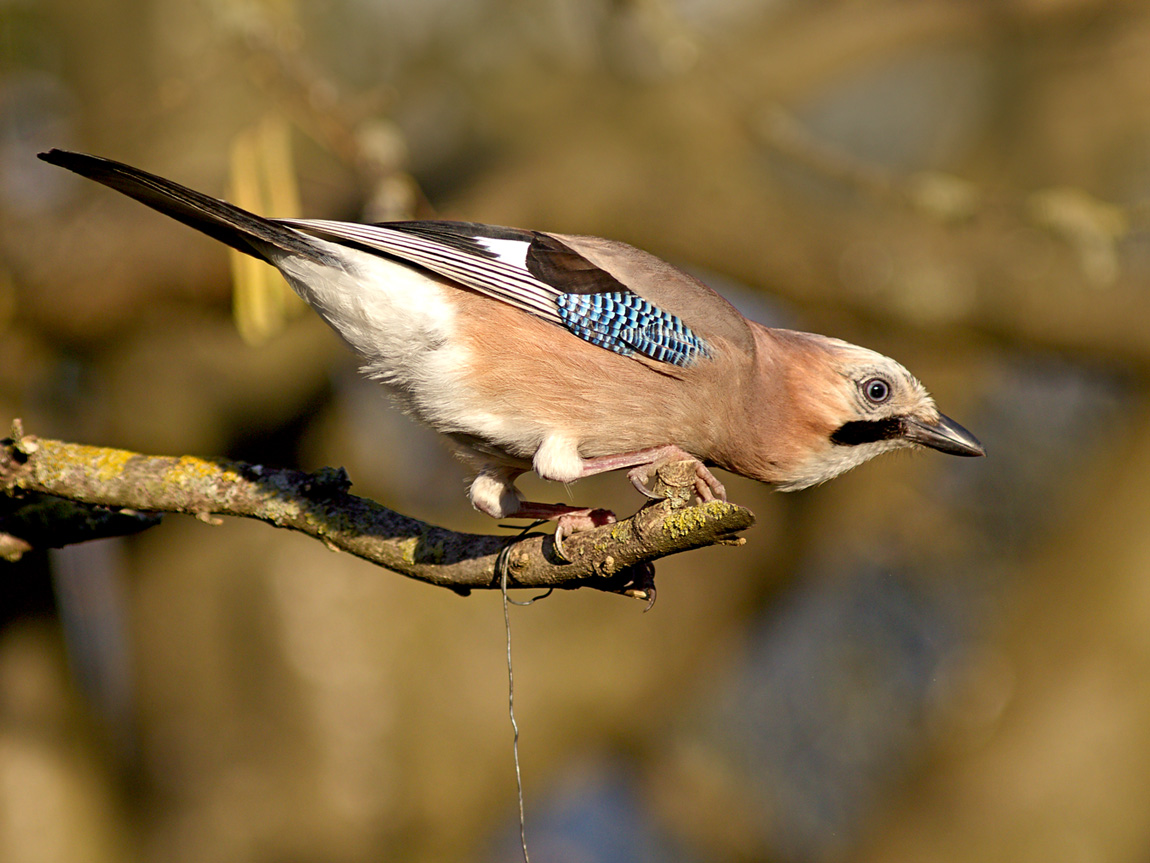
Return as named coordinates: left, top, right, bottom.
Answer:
left=2, top=0, right=1150, bottom=861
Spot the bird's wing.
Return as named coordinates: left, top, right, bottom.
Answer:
left=282, top=218, right=717, bottom=368
left=37, top=151, right=750, bottom=368
left=548, top=232, right=757, bottom=355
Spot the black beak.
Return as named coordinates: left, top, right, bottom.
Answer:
left=903, top=413, right=985, bottom=457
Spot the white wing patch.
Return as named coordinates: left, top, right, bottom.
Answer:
left=474, top=236, right=530, bottom=268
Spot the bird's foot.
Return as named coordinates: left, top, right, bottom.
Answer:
left=573, top=444, right=726, bottom=503
left=627, top=450, right=727, bottom=504
left=554, top=509, right=616, bottom=562
left=505, top=502, right=616, bottom=562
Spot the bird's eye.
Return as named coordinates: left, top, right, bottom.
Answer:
left=862, top=377, right=891, bottom=404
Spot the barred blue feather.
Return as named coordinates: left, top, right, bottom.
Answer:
left=556, top=291, right=710, bottom=367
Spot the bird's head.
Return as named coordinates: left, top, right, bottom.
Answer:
left=761, top=332, right=984, bottom=491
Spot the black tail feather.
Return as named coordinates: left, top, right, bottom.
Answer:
left=37, top=149, right=329, bottom=263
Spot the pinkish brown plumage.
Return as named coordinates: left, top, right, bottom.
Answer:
left=38, top=149, right=984, bottom=550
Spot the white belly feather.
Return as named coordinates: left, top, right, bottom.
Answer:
left=271, top=242, right=546, bottom=463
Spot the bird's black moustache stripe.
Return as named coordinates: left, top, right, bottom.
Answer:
left=830, top=417, right=905, bottom=446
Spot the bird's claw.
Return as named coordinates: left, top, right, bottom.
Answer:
left=619, top=561, right=658, bottom=609
left=552, top=508, right=616, bottom=562
left=695, top=465, right=726, bottom=502
left=628, top=468, right=663, bottom=499
left=627, top=459, right=727, bottom=504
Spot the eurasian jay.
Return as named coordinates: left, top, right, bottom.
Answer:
left=38, top=149, right=984, bottom=547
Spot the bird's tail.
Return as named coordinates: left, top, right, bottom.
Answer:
left=37, top=149, right=329, bottom=263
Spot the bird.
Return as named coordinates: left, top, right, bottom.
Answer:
left=38, top=149, right=984, bottom=552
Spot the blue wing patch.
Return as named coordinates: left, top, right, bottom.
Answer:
left=556, top=291, right=710, bottom=367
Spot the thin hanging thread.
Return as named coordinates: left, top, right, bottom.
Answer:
left=496, top=526, right=552, bottom=863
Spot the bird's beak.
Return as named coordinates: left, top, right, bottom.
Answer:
left=903, top=413, right=985, bottom=457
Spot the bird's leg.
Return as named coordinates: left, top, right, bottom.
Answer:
left=505, top=502, right=617, bottom=529
left=575, top=445, right=727, bottom=503
left=470, top=444, right=724, bottom=562
left=469, top=471, right=615, bottom=560
left=503, top=502, right=616, bottom=562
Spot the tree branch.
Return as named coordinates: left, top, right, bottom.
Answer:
left=1, top=421, right=754, bottom=599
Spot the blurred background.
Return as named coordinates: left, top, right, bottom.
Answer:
left=2, top=0, right=1150, bottom=860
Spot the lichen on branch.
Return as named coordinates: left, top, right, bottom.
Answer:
left=1, top=420, right=754, bottom=598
